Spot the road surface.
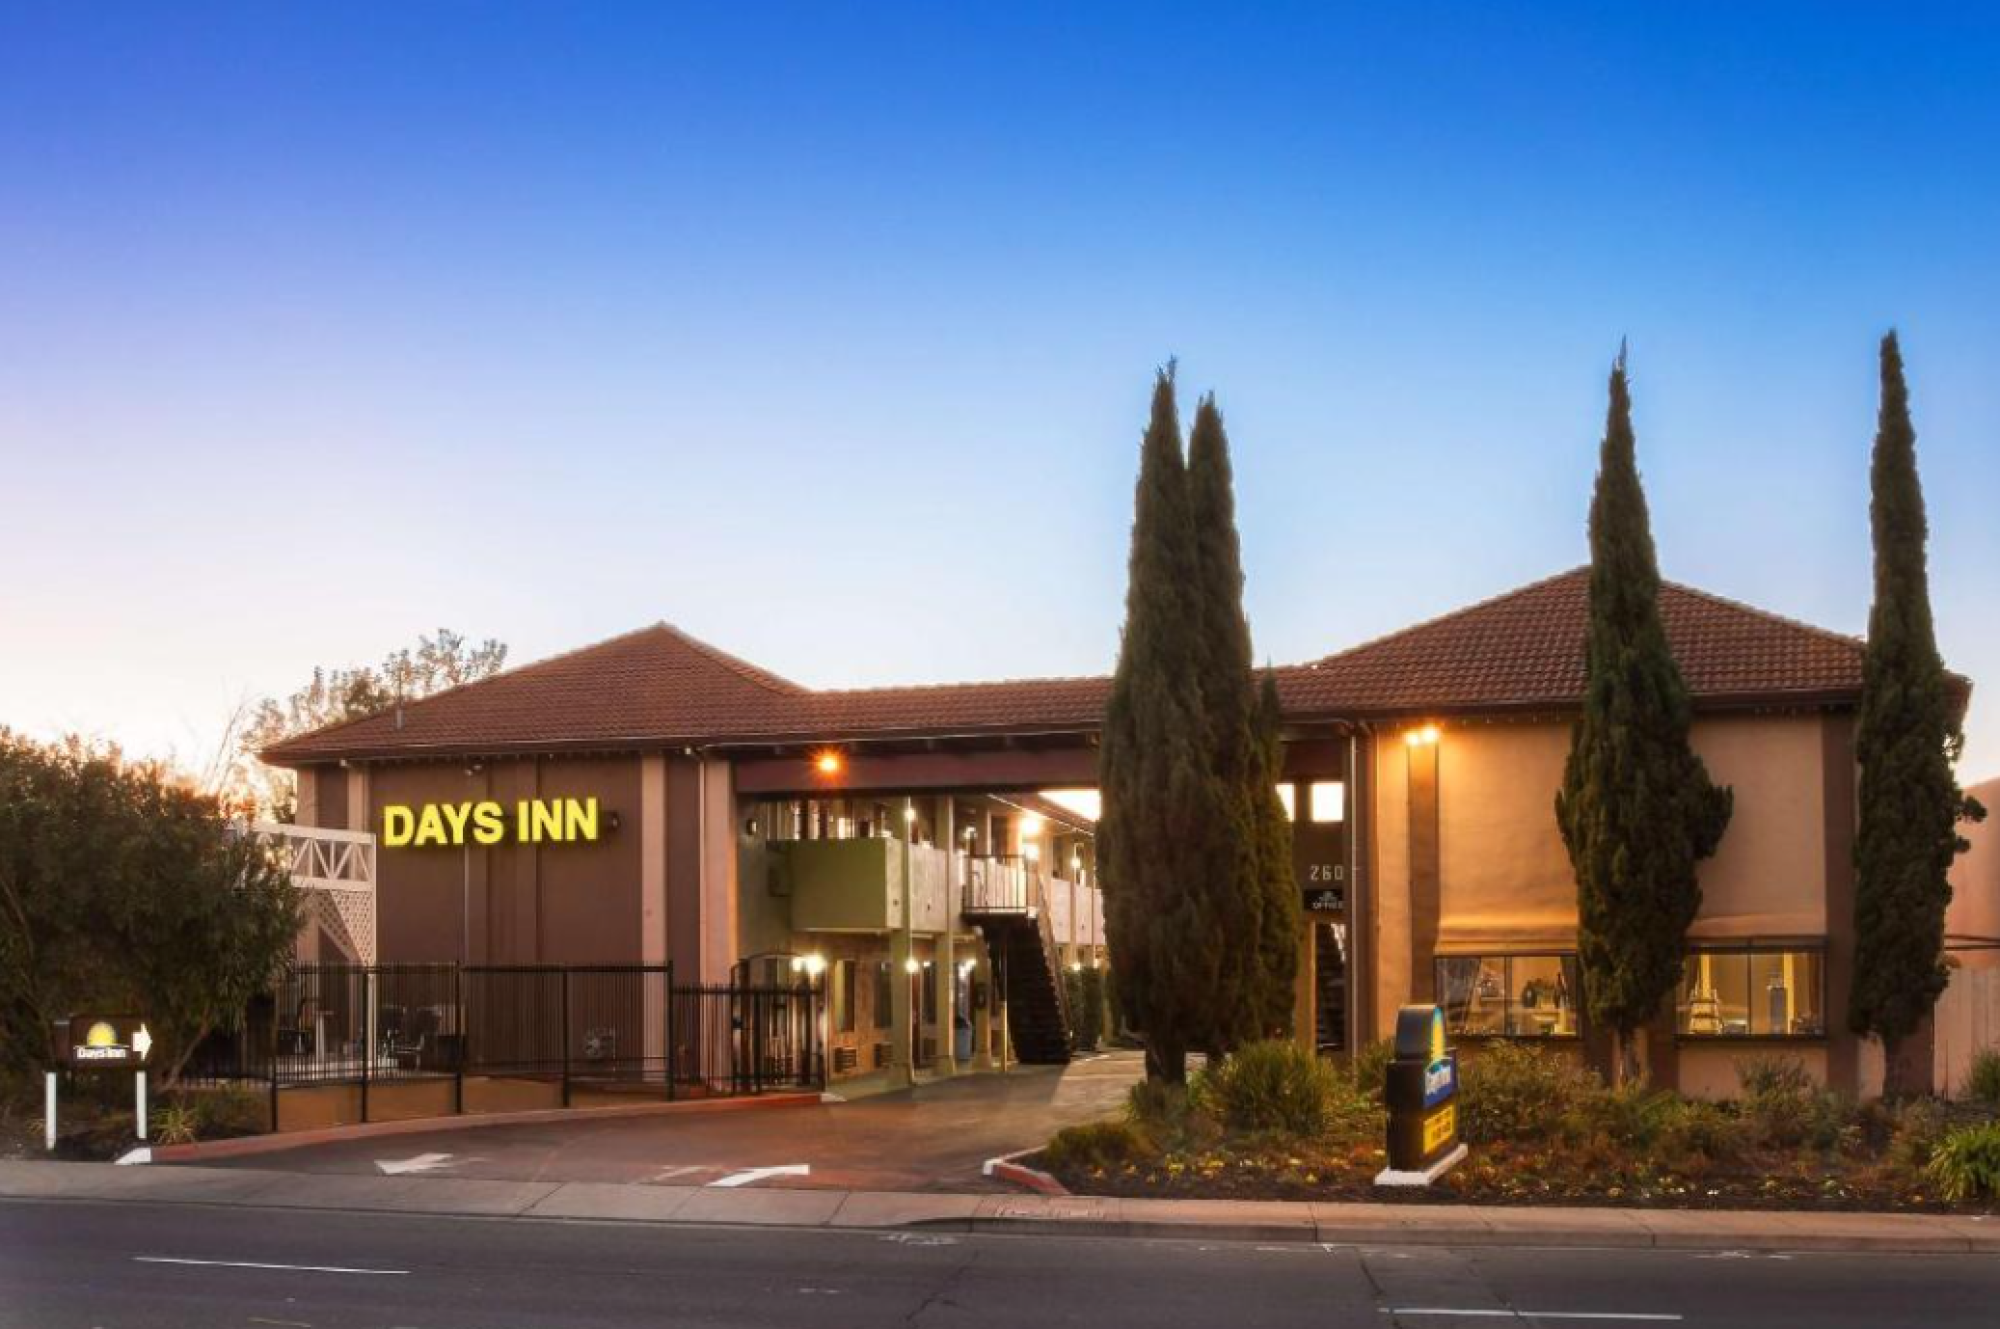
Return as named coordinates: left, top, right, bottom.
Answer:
left=4, top=1196, right=1997, bottom=1328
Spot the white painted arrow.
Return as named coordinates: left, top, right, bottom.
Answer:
left=132, top=1024, right=152, bottom=1061
left=375, top=1152, right=455, bottom=1176
left=709, top=1164, right=810, bottom=1188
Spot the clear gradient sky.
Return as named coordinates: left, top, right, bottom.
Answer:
left=2, top=4, right=1996, bottom=780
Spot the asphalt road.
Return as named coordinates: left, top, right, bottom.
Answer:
left=190, top=1054, right=1144, bottom=1192
left=4, top=1197, right=1998, bottom=1329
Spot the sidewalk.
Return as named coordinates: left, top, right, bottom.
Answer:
left=3, top=1159, right=1995, bottom=1253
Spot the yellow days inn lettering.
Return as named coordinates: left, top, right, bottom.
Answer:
left=382, top=797, right=602, bottom=848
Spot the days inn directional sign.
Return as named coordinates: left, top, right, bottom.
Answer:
left=1375, top=1004, right=1468, bottom=1186
left=56, top=1014, right=152, bottom=1070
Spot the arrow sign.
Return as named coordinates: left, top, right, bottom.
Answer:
left=132, top=1025, right=152, bottom=1061
left=709, top=1164, right=810, bottom=1188
left=375, top=1153, right=455, bottom=1176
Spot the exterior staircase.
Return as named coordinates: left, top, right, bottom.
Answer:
left=961, top=857, right=1072, bottom=1065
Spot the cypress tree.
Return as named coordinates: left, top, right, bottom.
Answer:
left=1186, top=395, right=1266, bottom=1052
left=1850, top=331, right=1986, bottom=1090
left=1555, top=349, right=1733, bottom=1085
left=1252, top=671, right=1302, bottom=1035
left=1100, top=366, right=1213, bottom=1083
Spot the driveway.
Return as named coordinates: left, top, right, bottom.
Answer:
left=185, top=1051, right=1142, bottom=1193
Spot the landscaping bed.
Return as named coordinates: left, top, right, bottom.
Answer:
left=1033, top=1040, right=2000, bottom=1215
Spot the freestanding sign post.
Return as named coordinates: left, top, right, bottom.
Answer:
left=1375, top=1003, right=1468, bottom=1186
left=47, top=1015, right=154, bottom=1153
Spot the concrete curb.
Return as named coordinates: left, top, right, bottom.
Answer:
left=149, top=1091, right=822, bottom=1163
left=980, top=1148, right=1069, bottom=1197
left=2, top=1161, right=1994, bottom=1255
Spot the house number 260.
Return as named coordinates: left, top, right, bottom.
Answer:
left=1308, top=864, right=1345, bottom=882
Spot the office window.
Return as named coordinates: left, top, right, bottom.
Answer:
left=1309, top=781, right=1345, bottom=823
left=833, top=960, right=857, bottom=1033
left=1678, top=948, right=1825, bottom=1038
left=1275, top=784, right=1297, bottom=821
left=1437, top=954, right=1581, bottom=1038
left=873, top=961, right=893, bottom=1030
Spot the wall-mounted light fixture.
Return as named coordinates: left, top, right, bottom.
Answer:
left=1405, top=724, right=1441, bottom=747
left=812, top=750, right=844, bottom=776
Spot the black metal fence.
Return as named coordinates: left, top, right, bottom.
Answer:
left=184, top=963, right=822, bottom=1106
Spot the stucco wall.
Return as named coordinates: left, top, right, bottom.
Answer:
left=1437, top=722, right=1576, bottom=951
left=1371, top=735, right=1411, bottom=1042
left=1687, top=715, right=1828, bottom=939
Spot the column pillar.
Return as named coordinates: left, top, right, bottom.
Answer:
left=936, top=798, right=958, bottom=1075
left=891, top=795, right=917, bottom=1085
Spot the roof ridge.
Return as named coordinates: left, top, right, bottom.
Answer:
left=652, top=621, right=807, bottom=695
left=1656, top=577, right=1865, bottom=654
left=816, top=671, right=1110, bottom=699
left=262, top=621, right=795, bottom=760
left=1308, top=566, right=1588, bottom=668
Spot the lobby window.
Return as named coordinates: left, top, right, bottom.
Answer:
left=873, top=961, right=893, bottom=1031
left=1275, top=783, right=1297, bottom=821
left=1678, top=947, right=1825, bottom=1038
left=1437, top=954, right=1581, bottom=1038
left=833, top=960, right=857, bottom=1033
left=1309, top=780, right=1345, bottom=823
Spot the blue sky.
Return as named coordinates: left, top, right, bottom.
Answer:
left=2, top=3, right=1996, bottom=780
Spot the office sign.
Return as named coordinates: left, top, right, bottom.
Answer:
left=1377, top=1004, right=1466, bottom=1185
left=382, top=796, right=605, bottom=848
left=57, top=1015, right=152, bottom=1069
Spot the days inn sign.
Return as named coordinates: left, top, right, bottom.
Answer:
left=1377, top=1003, right=1468, bottom=1186
left=382, top=797, right=606, bottom=848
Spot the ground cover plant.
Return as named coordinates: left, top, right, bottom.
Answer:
left=1036, top=1040, right=2000, bottom=1213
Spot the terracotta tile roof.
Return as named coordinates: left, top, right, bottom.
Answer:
left=1275, top=567, right=1888, bottom=718
left=264, top=568, right=1940, bottom=765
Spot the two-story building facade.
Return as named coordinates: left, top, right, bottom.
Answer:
left=266, top=567, right=1978, bottom=1097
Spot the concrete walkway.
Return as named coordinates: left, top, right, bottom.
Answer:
left=4, top=1159, right=1995, bottom=1254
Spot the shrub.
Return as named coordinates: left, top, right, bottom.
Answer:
left=193, top=1085, right=268, bottom=1139
left=1199, top=1039, right=1344, bottom=1139
left=1654, top=1096, right=1745, bottom=1162
left=1347, top=1040, right=1394, bottom=1102
left=1045, top=1119, right=1148, bottom=1172
left=1925, top=1122, right=2000, bottom=1202
left=1458, top=1042, right=1599, bottom=1144
left=1735, top=1054, right=1854, bottom=1151
left=150, top=1102, right=200, bottom=1147
left=1887, top=1098, right=1950, bottom=1175
left=1966, top=1049, right=2000, bottom=1106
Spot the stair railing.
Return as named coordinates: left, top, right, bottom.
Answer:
left=1027, top=866, right=1072, bottom=1036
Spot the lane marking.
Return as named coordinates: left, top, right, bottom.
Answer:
left=1383, top=1312, right=1681, bottom=1322
left=709, top=1164, right=809, bottom=1188
left=375, top=1152, right=454, bottom=1176
left=134, top=1256, right=408, bottom=1276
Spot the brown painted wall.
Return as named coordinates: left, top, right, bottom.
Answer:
left=361, top=756, right=650, bottom=966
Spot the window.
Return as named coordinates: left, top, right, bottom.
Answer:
left=920, top=961, right=938, bottom=1025
left=1437, top=954, right=1581, bottom=1038
left=873, top=961, right=893, bottom=1030
left=1309, top=781, right=1345, bottom=824
left=1678, top=947, right=1825, bottom=1038
left=1275, top=783, right=1297, bottom=821
left=833, top=960, right=857, bottom=1033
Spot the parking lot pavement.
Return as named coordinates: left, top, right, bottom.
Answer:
left=183, top=1051, right=1143, bottom=1193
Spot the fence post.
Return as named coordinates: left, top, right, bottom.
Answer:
left=360, top=968, right=372, bottom=1125
left=453, top=965, right=465, bottom=1116
left=665, top=964, right=676, bottom=1103
left=560, top=968, right=572, bottom=1109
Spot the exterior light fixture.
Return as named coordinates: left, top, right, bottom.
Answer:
left=1019, top=812, right=1044, bottom=838
left=1069, top=961, right=1083, bottom=973
left=802, top=952, right=826, bottom=977
left=1069, top=853, right=1083, bottom=872
left=904, top=956, right=922, bottom=975
left=1405, top=724, right=1442, bottom=747
left=813, top=750, right=843, bottom=776
left=1024, top=843, right=1041, bottom=863
left=903, top=805, right=918, bottom=823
